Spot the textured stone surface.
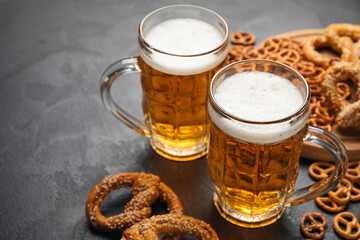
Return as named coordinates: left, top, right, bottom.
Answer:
left=0, top=0, right=359, bottom=239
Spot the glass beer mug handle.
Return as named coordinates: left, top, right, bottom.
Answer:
left=285, top=126, right=348, bottom=207
left=99, top=57, right=150, bottom=137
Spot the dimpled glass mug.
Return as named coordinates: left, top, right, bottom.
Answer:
left=100, top=5, right=229, bottom=161
left=207, top=59, right=348, bottom=228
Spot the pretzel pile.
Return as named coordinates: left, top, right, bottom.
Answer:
left=85, top=172, right=218, bottom=240
left=306, top=161, right=360, bottom=239
left=228, top=23, right=360, bottom=131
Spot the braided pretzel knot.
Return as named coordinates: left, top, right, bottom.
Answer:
left=122, top=214, right=219, bottom=240
left=85, top=172, right=183, bottom=232
left=322, top=62, right=360, bottom=129
left=300, top=212, right=328, bottom=239
left=333, top=212, right=360, bottom=239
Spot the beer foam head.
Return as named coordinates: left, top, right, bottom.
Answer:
left=139, top=18, right=227, bottom=75
left=210, top=71, right=308, bottom=144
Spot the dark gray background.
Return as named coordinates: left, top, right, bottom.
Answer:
left=0, top=0, right=359, bottom=239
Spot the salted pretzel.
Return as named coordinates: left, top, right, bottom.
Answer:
left=328, top=178, right=352, bottom=205
left=333, top=212, right=360, bottom=240
left=122, top=214, right=219, bottom=240
left=308, top=161, right=335, bottom=180
left=85, top=172, right=183, bottom=232
left=315, top=196, right=346, bottom=213
left=300, top=212, right=327, bottom=240
left=231, top=31, right=256, bottom=45
left=345, top=161, right=360, bottom=183
left=322, top=62, right=360, bottom=129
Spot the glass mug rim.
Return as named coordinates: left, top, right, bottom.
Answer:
left=209, top=59, right=311, bottom=125
left=138, top=4, right=229, bottom=57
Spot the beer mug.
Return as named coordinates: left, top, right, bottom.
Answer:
left=207, top=59, right=348, bottom=228
left=100, top=5, right=228, bottom=161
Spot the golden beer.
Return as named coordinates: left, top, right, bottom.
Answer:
left=208, top=121, right=307, bottom=227
left=100, top=5, right=229, bottom=161
left=139, top=57, right=227, bottom=160
left=137, top=14, right=228, bottom=161
left=208, top=61, right=311, bottom=227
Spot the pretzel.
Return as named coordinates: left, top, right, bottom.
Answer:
left=328, top=178, right=352, bottom=205
left=280, top=38, right=304, bottom=55
left=315, top=196, right=346, bottom=212
left=307, top=118, right=332, bottom=132
left=260, top=37, right=282, bottom=53
left=345, top=161, right=360, bottom=183
left=276, top=48, right=301, bottom=67
left=309, top=83, right=323, bottom=95
left=227, top=54, right=244, bottom=64
left=300, top=212, right=327, bottom=240
left=310, top=92, right=326, bottom=105
left=228, top=45, right=245, bottom=57
left=349, top=40, right=360, bottom=65
left=303, top=36, right=337, bottom=67
left=308, top=161, right=335, bottom=180
left=322, top=62, right=360, bottom=129
left=294, top=60, right=316, bottom=77
left=85, top=172, right=183, bottom=232
left=350, top=180, right=360, bottom=202
left=333, top=212, right=360, bottom=240
left=314, top=101, right=334, bottom=122
left=306, top=67, right=326, bottom=84
left=336, top=82, right=351, bottom=99
left=243, top=46, right=268, bottom=59
left=122, top=214, right=219, bottom=240
left=231, top=31, right=256, bottom=45
left=335, top=101, right=360, bottom=130
left=325, top=23, right=360, bottom=56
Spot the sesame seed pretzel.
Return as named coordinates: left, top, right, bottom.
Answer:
left=300, top=212, right=327, bottom=240
left=333, top=212, right=360, bottom=240
left=121, top=214, right=219, bottom=240
left=85, top=172, right=183, bottom=232
left=322, top=62, right=360, bottom=129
